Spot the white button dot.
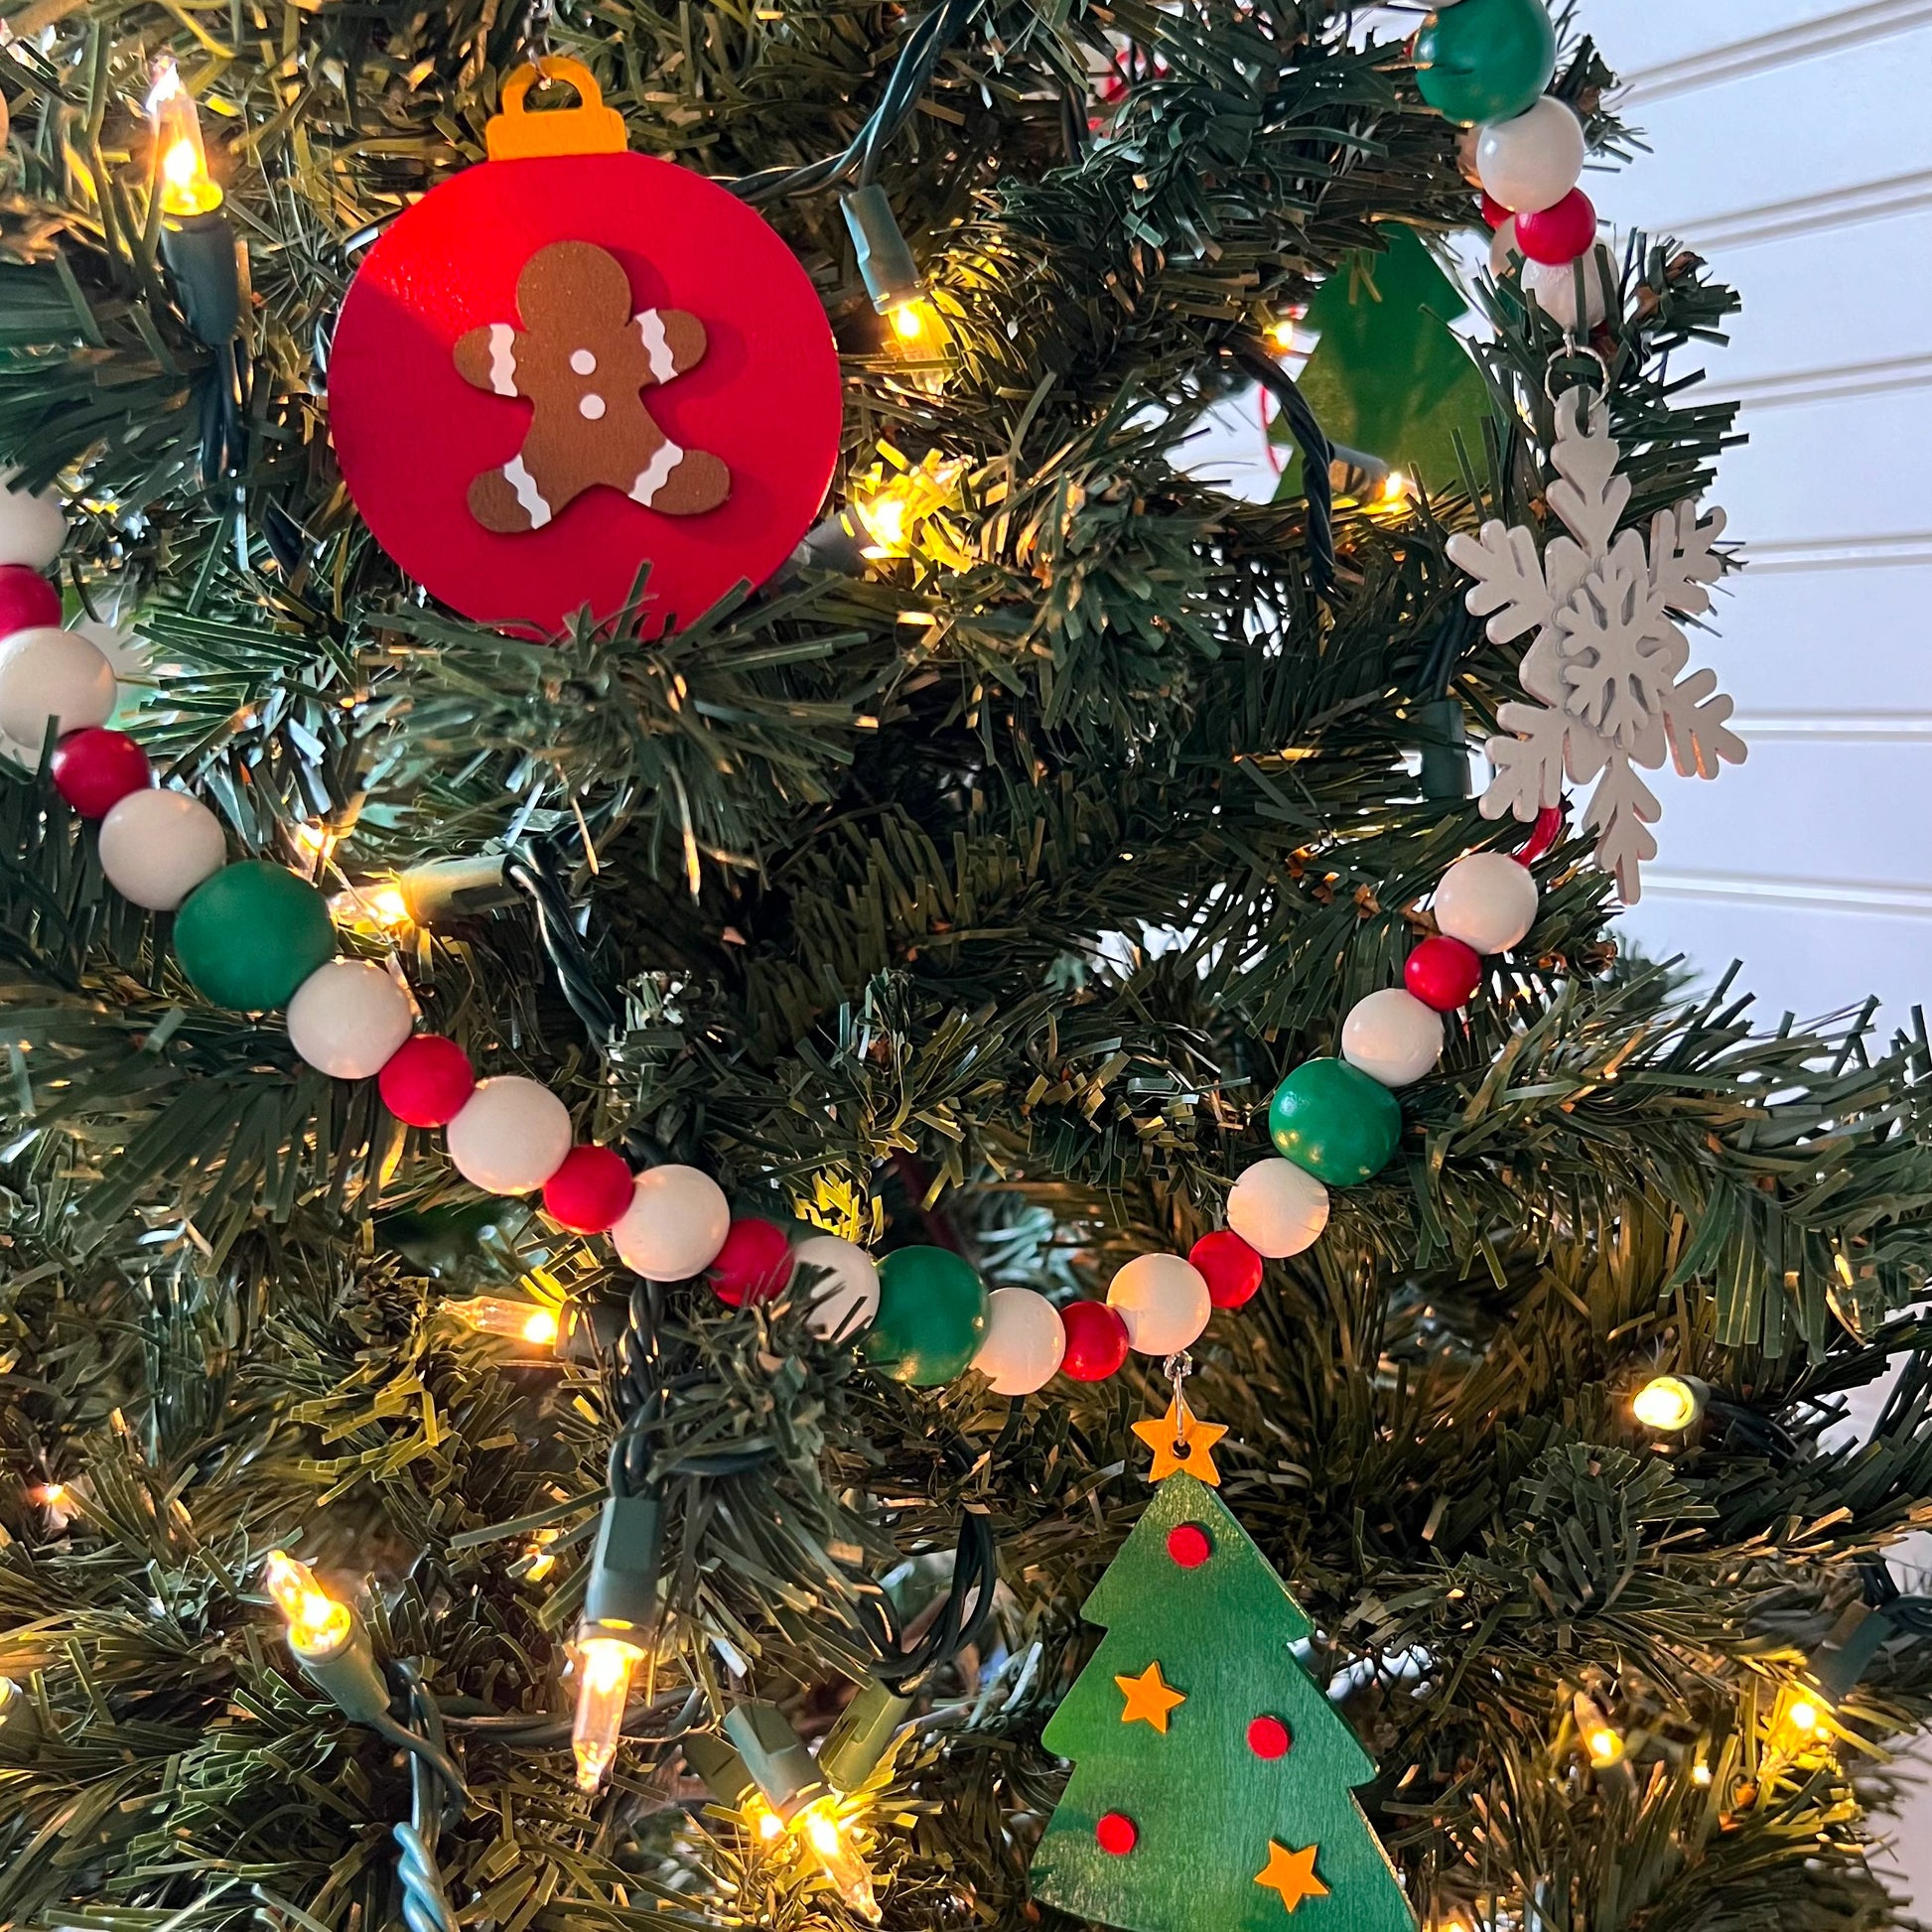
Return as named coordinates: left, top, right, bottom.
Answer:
left=570, top=348, right=598, bottom=374
left=578, top=393, right=607, bottom=421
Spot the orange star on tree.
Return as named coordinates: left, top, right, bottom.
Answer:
left=1254, top=1840, right=1328, bottom=1914
left=1131, top=1391, right=1227, bottom=1484
left=1114, top=1660, right=1186, bottom=1732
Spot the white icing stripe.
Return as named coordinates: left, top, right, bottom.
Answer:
left=635, top=310, right=677, bottom=386
left=502, top=454, right=552, bottom=529
left=486, top=323, right=518, bottom=397
left=630, top=441, right=683, bottom=506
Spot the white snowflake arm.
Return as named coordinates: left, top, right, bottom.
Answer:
left=1478, top=700, right=1571, bottom=823
left=1655, top=666, right=1747, bottom=779
left=1649, top=501, right=1727, bottom=617
left=1447, top=522, right=1552, bottom=642
left=1583, top=759, right=1662, bottom=903
left=1546, top=391, right=1630, bottom=557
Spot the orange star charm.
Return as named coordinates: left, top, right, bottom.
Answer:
left=1114, top=1660, right=1186, bottom=1732
left=1255, top=1841, right=1328, bottom=1914
left=1132, top=1391, right=1227, bottom=1484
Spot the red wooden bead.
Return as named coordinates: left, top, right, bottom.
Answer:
left=1478, top=192, right=1511, bottom=231
left=1167, top=1523, right=1212, bottom=1569
left=0, top=565, right=61, bottom=639
left=378, top=1033, right=476, bottom=1128
left=1059, top=1300, right=1130, bottom=1381
left=1095, top=1812, right=1139, bottom=1856
left=52, top=728, right=150, bottom=818
left=1404, top=934, right=1482, bottom=1012
left=1248, top=1715, right=1292, bottom=1759
left=709, top=1216, right=793, bottom=1307
left=1189, top=1228, right=1264, bottom=1310
left=1515, top=188, right=1596, bottom=265
left=542, top=1145, right=634, bottom=1234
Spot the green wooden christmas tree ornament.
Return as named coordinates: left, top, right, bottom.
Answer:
left=1274, top=228, right=1495, bottom=502
left=173, top=860, right=338, bottom=1013
left=1268, top=1059, right=1401, bottom=1186
left=1412, top=0, right=1556, bottom=127
left=1032, top=1473, right=1416, bottom=1932
left=862, top=1245, right=989, bottom=1386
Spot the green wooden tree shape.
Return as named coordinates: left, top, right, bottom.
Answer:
left=1031, top=1473, right=1416, bottom=1932
left=1272, top=225, right=1494, bottom=500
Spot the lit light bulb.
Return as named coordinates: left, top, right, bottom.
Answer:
left=852, top=487, right=910, bottom=558
left=796, top=1796, right=882, bottom=1923
left=1633, top=1374, right=1704, bottom=1432
left=290, top=821, right=333, bottom=862
left=891, top=300, right=931, bottom=342
left=34, top=1483, right=67, bottom=1508
left=572, top=1633, right=645, bottom=1792
left=1586, top=1725, right=1625, bottom=1769
left=1378, top=471, right=1411, bottom=510
left=1269, top=317, right=1299, bottom=352
left=262, top=1551, right=352, bottom=1659
left=1786, top=1699, right=1820, bottom=1735
left=1691, top=1760, right=1713, bottom=1786
left=146, top=61, right=222, bottom=217
left=446, top=1297, right=560, bottom=1350
left=754, top=1803, right=786, bottom=1842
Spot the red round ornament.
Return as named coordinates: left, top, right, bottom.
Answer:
left=1478, top=192, right=1511, bottom=231
left=1515, top=188, right=1596, bottom=265
left=1059, top=1300, right=1131, bottom=1382
left=1404, top=934, right=1482, bottom=1012
left=53, top=729, right=150, bottom=818
left=0, top=565, right=60, bottom=639
left=1189, top=1228, right=1264, bottom=1310
left=1095, top=1813, right=1139, bottom=1857
left=542, top=1144, right=634, bottom=1234
left=329, top=59, right=842, bottom=638
left=378, top=1033, right=477, bottom=1128
left=708, top=1216, right=793, bottom=1308
left=1166, top=1523, right=1212, bottom=1569
left=1247, top=1715, right=1291, bottom=1759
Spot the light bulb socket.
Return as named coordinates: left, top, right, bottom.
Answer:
left=558, top=1300, right=626, bottom=1365
left=723, top=1700, right=825, bottom=1822
left=292, top=1612, right=391, bottom=1725
left=683, top=1730, right=758, bottom=1806
left=840, top=186, right=922, bottom=315
left=1327, top=445, right=1390, bottom=499
left=789, top=512, right=869, bottom=580
left=160, top=208, right=244, bottom=346
left=397, top=854, right=519, bottom=926
left=818, top=1680, right=914, bottom=1793
left=1415, top=696, right=1471, bottom=802
left=1810, top=1599, right=1893, bottom=1706
left=581, top=1491, right=663, bottom=1637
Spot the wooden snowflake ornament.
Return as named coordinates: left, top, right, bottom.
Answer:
left=1447, top=386, right=1745, bottom=900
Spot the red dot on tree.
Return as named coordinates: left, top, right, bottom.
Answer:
left=1247, top=1715, right=1292, bottom=1759
left=53, top=728, right=150, bottom=819
left=542, top=1144, right=634, bottom=1235
left=1189, top=1227, right=1264, bottom=1310
left=1095, top=1812, right=1138, bottom=1856
left=1059, top=1300, right=1131, bottom=1381
left=709, top=1216, right=793, bottom=1307
left=378, top=1033, right=476, bottom=1128
left=1166, top=1523, right=1212, bottom=1569
left=1404, top=934, right=1482, bottom=1012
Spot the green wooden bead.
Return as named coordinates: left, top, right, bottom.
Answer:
left=1412, top=0, right=1556, bottom=127
left=1267, top=1058, right=1401, bottom=1186
left=174, top=859, right=338, bottom=1012
left=862, top=1245, right=989, bottom=1386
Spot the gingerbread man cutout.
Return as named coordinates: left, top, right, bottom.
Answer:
left=454, top=239, right=730, bottom=534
